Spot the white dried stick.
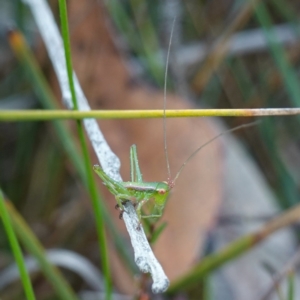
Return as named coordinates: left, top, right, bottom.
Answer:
left=22, top=0, right=169, bottom=293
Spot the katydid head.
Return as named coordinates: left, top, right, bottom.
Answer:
left=154, top=181, right=171, bottom=206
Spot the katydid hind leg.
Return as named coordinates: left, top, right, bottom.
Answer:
left=94, top=165, right=121, bottom=191
left=94, top=165, right=133, bottom=212
left=94, top=165, right=129, bottom=195
left=130, top=145, right=143, bottom=182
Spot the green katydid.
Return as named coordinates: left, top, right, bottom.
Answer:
left=93, top=144, right=173, bottom=222
left=93, top=121, right=257, bottom=223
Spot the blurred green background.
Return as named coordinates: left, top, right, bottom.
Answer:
left=1, top=0, right=300, bottom=299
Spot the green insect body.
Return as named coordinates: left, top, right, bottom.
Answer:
left=93, top=144, right=172, bottom=221
left=93, top=120, right=258, bottom=223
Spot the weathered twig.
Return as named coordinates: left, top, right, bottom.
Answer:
left=22, top=0, right=169, bottom=293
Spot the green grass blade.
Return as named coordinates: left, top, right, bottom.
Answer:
left=129, top=0, right=164, bottom=85
left=58, top=1, right=112, bottom=298
left=105, top=0, right=141, bottom=51
left=0, top=190, right=36, bottom=300
left=271, top=0, right=300, bottom=37
left=6, top=200, right=78, bottom=299
left=254, top=3, right=300, bottom=107
left=254, top=3, right=300, bottom=207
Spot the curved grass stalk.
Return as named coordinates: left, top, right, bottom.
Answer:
left=168, top=203, right=300, bottom=293
left=0, top=190, right=36, bottom=300
left=4, top=199, right=78, bottom=300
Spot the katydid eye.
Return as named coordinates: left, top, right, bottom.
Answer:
left=158, top=189, right=166, bottom=194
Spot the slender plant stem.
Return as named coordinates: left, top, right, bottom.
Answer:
left=0, top=190, right=36, bottom=300
left=1, top=108, right=300, bottom=121
left=58, top=1, right=112, bottom=298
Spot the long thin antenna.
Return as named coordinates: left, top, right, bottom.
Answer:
left=164, top=17, right=176, bottom=180
left=173, top=120, right=260, bottom=183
